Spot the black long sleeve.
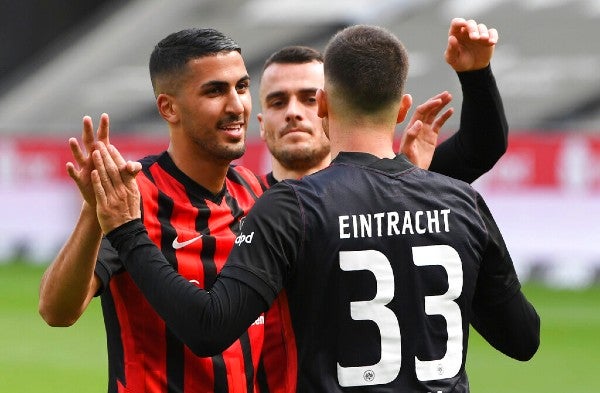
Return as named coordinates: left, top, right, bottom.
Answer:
left=106, top=219, right=270, bottom=357
left=429, top=65, right=509, bottom=183
left=470, top=193, right=541, bottom=361
left=471, top=290, right=541, bottom=361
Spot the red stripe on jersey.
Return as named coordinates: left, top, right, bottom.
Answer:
left=138, top=170, right=162, bottom=247
left=261, top=283, right=298, bottom=393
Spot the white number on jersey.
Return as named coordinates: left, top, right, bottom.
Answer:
left=337, top=245, right=463, bottom=387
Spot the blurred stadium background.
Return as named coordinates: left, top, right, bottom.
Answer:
left=1, top=0, right=599, bottom=283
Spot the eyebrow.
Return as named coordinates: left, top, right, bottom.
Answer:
left=201, top=75, right=250, bottom=90
left=265, top=87, right=318, bottom=101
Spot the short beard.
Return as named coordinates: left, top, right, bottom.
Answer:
left=193, top=135, right=246, bottom=163
left=272, top=144, right=329, bottom=172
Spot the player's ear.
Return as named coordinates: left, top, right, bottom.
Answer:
left=157, top=94, right=179, bottom=124
left=257, top=113, right=267, bottom=141
left=396, top=94, right=412, bottom=124
left=317, top=88, right=328, bottom=118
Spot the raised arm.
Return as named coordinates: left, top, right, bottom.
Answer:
left=38, top=114, right=110, bottom=326
left=429, top=18, right=508, bottom=183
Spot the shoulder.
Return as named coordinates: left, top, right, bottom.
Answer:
left=227, top=164, right=264, bottom=197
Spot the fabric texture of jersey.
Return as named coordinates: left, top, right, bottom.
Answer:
left=94, top=151, right=265, bottom=393
left=224, top=152, right=523, bottom=392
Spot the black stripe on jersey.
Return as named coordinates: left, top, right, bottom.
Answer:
left=154, top=186, right=184, bottom=392
left=213, top=355, right=229, bottom=393
left=238, top=332, right=256, bottom=393
left=256, top=360, right=270, bottom=393
left=101, top=289, right=125, bottom=393
left=166, top=328, right=184, bottom=393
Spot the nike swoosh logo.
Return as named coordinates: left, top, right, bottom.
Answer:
left=172, top=234, right=203, bottom=250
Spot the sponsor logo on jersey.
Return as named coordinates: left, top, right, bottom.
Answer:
left=235, top=231, right=254, bottom=245
left=172, top=234, right=203, bottom=249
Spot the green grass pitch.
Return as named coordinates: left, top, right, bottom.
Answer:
left=1, top=262, right=599, bottom=392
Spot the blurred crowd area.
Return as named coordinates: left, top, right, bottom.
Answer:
left=1, top=0, right=599, bottom=288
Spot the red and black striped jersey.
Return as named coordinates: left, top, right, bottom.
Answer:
left=95, top=151, right=265, bottom=393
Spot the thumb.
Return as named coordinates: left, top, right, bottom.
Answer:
left=126, top=161, right=142, bottom=176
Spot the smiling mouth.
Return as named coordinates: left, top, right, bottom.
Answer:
left=219, top=123, right=244, bottom=132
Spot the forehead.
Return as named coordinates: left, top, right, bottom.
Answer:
left=185, top=51, right=248, bottom=84
left=259, top=61, right=324, bottom=99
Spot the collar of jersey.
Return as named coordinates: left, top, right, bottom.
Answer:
left=332, top=152, right=415, bottom=173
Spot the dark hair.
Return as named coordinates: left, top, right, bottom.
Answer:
left=262, top=45, right=323, bottom=72
left=323, top=25, right=408, bottom=113
left=149, top=28, right=241, bottom=96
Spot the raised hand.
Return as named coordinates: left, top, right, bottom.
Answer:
left=66, top=113, right=111, bottom=206
left=400, top=91, right=454, bottom=169
left=445, top=17, right=498, bottom=72
left=91, top=142, right=142, bottom=234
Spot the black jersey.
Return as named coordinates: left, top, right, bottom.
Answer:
left=222, top=152, right=526, bottom=392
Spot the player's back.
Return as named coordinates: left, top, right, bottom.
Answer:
left=284, top=152, right=495, bottom=392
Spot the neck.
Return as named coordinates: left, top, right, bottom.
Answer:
left=270, top=155, right=331, bottom=182
left=167, top=142, right=229, bottom=195
left=328, top=119, right=396, bottom=160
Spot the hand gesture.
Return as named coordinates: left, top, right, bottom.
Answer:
left=445, top=18, right=498, bottom=72
left=66, top=113, right=111, bottom=207
left=91, top=142, right=142, bottom=234
left=399, top=91, right=453, bottom=169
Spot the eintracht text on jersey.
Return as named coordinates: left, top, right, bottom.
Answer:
left=338, top=209, right=451, bottom=239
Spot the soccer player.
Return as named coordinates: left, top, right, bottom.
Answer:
left=39, top=29, right=266, bottom=393
left=256, top=18, right=510, bottom=389
left=91, top=22, right=540, bottom=393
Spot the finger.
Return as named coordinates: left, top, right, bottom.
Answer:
left=488, top=28, right=499, bottom=44
left=126, top=160, right=142, bottom=176
left=413, top=98, right=443, bottom=118
left=82, top=116, right=95, bottom=154
left=91, top=147, right=116, bottom=196
left=405, top=120, right=422, bottom=138
left=66, top=162, right=78, bottom=182
left=414, top=93, right=451, bottom=124
left=97, top=113, right=110, bottom=145
left=445, top=35, right=460, bottom=64
left=107, top=143, right=128, bottom=172
left=90, top=169, right=108, bottom=210
left=449, top=17, right=467, bottom=36
left=96, top=142, right=124, bottom=190
left=432, top=108, right=454, bottom=133
left=465, top=19, right=479, bottom=40
left=477, top=23, right=490, bottom=41
left=69, top=137, right=87, bottom=168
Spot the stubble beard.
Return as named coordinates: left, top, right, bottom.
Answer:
left=271, top=141, right=330, bottom=171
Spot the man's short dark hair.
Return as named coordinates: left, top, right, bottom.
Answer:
left=324, top=25, right=408, bottom=113
left=149, top=28, right=241, bottom=96
left=262, top=45, right=323, bottom=72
